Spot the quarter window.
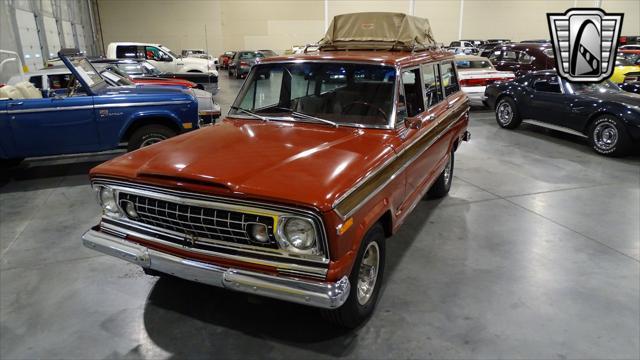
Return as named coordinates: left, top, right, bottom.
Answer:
left=401, top=68, right=424, bottom=117
left=440, top=61, right=460, bottom=97
left=421, top=63, right=442, bottom=108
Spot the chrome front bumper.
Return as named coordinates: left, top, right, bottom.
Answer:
left=82, top=229, right=350, bottom=309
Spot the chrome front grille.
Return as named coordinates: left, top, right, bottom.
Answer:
left=118, top=192, right=278, bottom=249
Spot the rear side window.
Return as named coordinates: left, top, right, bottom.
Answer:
left=421, top=63, right=442, bottom=108
left=440, top=62, right=460, bottom=97
left=116, top=46, right=142, bottom=59
left=519, top=53, right=534, bottom=64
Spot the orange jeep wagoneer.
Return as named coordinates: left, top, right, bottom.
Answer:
left=83, top=12, right=470, bottom=327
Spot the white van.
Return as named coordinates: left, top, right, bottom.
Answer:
left=106, top=42, right=218, bottom=75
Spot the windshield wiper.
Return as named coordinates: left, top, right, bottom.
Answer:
left=268, top=106, right=339, bottom=128
left=230, top=106, right=269, bottom=122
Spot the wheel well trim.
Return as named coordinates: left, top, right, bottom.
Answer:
left=120, top=113, right=184, bottom=142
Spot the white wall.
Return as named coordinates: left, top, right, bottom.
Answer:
left=97, top=0, right=640, bottom=54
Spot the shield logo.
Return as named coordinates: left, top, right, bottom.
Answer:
left=547, top=8, right=623, bottom=82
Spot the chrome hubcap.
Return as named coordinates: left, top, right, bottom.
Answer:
left=356, top=241, right=380, bottom=305
left=593, top=122, right=618, bottom=151
left=140, top=135, right=166, bottom=148
left=443, top=155, right=452, bottom=186
left=497, top=102, right=513, bottom=125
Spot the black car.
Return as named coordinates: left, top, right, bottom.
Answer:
left=485, top=71, right=640, bottom=156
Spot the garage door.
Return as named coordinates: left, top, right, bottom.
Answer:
left=42, top=16, right=62, bottom=59
left=74, top=24, right=87, bottom=53
left=61, top=20, right=75, bottom=48
left=15, top=9, right=44, bottom=72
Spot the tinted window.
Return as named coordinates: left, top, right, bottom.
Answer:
left=502, top=51, right=518, bottom=61
left=450, top=41, right=461, bottom=47
left=440, top=62, right=460, bottom=96
left=531, top=75, right=561, bottom=93
left=116, top=46, right=142, bottom=59
left=421, top=63, right=442, bottom=108
left=519, top=53, right=534, bottom=64
left=401, top=68, right=424, bottom=117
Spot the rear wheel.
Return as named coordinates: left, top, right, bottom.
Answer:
left=127, top=124, right=177, bottom=152
left=322, top=224, right=385, bottom=328
left=428, top=151, right=454, bottom=198
left=495, top=97, right=522, bottom=129
left=588, top=115, right=631, bottom=156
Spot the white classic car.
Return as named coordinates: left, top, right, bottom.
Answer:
left=455, top=55, right=515, bottom=106
left=107, top=42, right=218, bottom=75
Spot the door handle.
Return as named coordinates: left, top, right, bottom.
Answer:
left=8, top=102, right=24, bottom=106
left=425, top=114, right=435, bottom=121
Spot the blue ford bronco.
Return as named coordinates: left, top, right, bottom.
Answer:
left=0, top=50, right=199, bottom=165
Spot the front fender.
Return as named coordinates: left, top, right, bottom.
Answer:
left=118, top=109, right=185, bottom=141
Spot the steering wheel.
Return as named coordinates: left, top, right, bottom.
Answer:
left=341, top=101, right=388, bottom=123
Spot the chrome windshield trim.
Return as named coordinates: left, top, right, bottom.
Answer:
left=92, top=178, right=330, bottom=264
left=227, top=61, right=398, bottom=130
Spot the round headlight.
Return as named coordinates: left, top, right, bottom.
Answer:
left=98, top=187, right=119, bottom=214
left=247, top=223, right=269, bottom=243
left=284, top=218, right=316, bottom=250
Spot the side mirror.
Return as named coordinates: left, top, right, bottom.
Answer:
left=404, top=117, right=422, bottom=129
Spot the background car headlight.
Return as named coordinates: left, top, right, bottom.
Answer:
left=97, top=186, right=121, bottom=216
left=283, top=218, right=316, bottom=250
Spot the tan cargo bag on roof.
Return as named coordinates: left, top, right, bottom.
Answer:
left=319, top=12, right=436, bottom=51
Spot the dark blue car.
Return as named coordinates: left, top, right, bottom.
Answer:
left=485, top=70, right=640, bottom=156
left=0, top=51, right=199, bottom=165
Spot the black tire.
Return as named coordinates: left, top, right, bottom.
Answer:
left=495, top=97, right=522, bottom=129
left=127, top=124, right=177, bottom=152
left=588, top=115, right=632, bottom=156
left=428, top=151, right=454, bottom=198
left=322, top=223, right=385, bottom=328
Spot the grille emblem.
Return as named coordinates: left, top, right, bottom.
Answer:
left=547, top=8, right=623, bottom=82
left=183, top=232, right=196, bottom=248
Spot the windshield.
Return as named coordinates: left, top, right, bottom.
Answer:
left=456, top=59, right=493, bottom=69
left=68, top=57, right=106, bottom=91
left=230, top=62, right=397, bottom=127
left=159, top=46, right=178, bottom=58
left=566, top=80, right=621, bottom=95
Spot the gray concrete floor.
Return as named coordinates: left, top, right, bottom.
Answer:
left=1, top=74, right=639, bottom=360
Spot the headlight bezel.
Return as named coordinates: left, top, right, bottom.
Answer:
left=276, top=215, right=321, bottom=256
left=94, top=185, right=123, bottom=217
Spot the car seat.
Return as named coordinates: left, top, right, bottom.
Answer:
left=14, top=81, right=43, bottom=99
left=0, top=84, right=24, bottom=100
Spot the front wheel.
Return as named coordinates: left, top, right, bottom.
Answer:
left=495, top=97, right=522, bottom=129
left=322, top=224, right=385, bottom=328
left=127, top=124, right=177, bottom=152
left=588, top=116, right=631, bottom=156
left=428, top=151, right=454, bottom=198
